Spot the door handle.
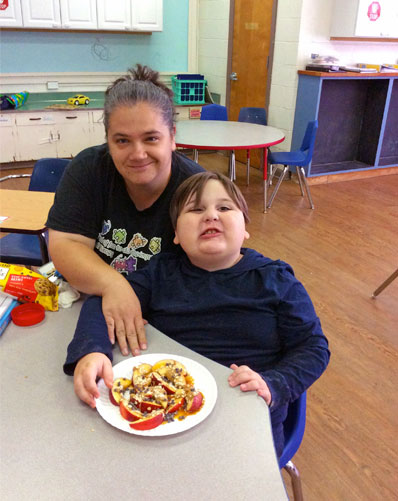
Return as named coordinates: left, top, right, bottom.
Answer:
left=229, top=72, right=238, bottom=81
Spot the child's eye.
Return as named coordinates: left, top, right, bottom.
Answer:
left=146, top=136, right=159, bottom=142
left=188, top=207, right=203, bottom=212
left=219, top=206, right=232, bottom=211
left=116, top=138, right=128, bottom=144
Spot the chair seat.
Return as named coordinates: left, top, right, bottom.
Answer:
left=0, top=233, right=45, bottom=266
left=268, top=150, right=307, bottom=167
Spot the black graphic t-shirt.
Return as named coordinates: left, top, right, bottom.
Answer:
left=46, top=144, right=203, bottom=274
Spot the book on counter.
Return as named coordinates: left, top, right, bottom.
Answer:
left=0, top=292, right=19, bottom=336
left=305, top=63, right=340, bottom=72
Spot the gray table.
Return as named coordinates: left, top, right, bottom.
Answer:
left=0, top=301, right=287, bottom=501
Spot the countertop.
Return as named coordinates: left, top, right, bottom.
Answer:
left=1, top=91, right=105, bottom=112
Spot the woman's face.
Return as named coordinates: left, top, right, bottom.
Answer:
left=107, top=102, right=176, bottom=192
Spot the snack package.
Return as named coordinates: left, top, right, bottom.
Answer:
left=0, top=263, right=58, bottom=311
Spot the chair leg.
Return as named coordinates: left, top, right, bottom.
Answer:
left=372, top=268, right=398, bottom=297
left=296, top=166, right=305, bottom=196
left=246, top=149, right=250, bottom=186
left=284, top=461, right=304, bottom=501
left=268, top=164, right=275, bottom=185
left=299, top=167, right=314, bottom=209
left=230, top=150, right=236, bottom=181
left=267, top=166, right=288, bottom=208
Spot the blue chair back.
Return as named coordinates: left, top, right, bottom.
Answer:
left=29, top=158, right=70, bottom=192
left=200, top=104, right=228, bottom=121
left=278, top=392, right=307, bottom=469
left=298, top=120, right=318, bottom=167
left=238, top=107, right=267, bottom=126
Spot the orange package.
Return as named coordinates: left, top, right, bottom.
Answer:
left=0, top=263, right=58, bottom=311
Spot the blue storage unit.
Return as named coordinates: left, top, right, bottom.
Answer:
left=292, top=71, right=398, bottom=177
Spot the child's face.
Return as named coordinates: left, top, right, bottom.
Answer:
left=173, top=179, right=250, bottom=271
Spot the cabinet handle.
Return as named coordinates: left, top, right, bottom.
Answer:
left=29, top=117, right=42, bottom=121
left=65, top=116, right=78, bottom=119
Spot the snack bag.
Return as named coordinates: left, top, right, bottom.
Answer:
left=0, top=263, right=58, bottom=311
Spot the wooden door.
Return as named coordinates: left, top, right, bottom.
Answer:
left=227, top=0, right=276, bottom=167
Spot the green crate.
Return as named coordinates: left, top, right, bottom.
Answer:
left=172, top=76, right=207, bottom=105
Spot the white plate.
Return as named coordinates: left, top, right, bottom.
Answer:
left=96, top=353, right=218, bottom=436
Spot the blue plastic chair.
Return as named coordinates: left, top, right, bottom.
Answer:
left=267, top=120, right=318, bottom=209
left=196, top=103, right=229, bottom=172
left=0, top=158, right=70, bottom=266
left=200, top=103, right=228, bottom=121
left=238, top=107, right=267, bottom=185
left=279, top=392, right=306, bottom=501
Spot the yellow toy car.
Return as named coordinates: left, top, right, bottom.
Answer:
left=67, top=94, right=90, bottom=106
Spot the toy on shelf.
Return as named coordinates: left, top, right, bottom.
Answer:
left=67, top=94, right=90, bottom=105
left=0, top=91, right=29, bottom=110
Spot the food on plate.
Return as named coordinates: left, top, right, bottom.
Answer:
left=109, top=359, right=204, bottom=430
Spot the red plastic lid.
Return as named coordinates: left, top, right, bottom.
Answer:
left=11, top=303, right=45, bottom=327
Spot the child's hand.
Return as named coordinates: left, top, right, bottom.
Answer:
left=228, top=364, right=272, bottom=405
left=74, top=353, right=114, bottom=408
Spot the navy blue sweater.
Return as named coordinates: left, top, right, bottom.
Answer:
left=64, top=248, right=329, bottom=455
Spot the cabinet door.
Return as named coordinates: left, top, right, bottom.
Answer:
left=90, top=110, right=106, bottom=146
left=0, top=0, right=23, bottom=27
left=21, top=0, right=61, bottom=28
left=55, top=111, right=91, bottom=157
left=97, top=0, right=131, bottom=30
left=131, top=0, right=163, bottom=31
left=60, top=0, right=97, bottom=30
left=0, top=114, right=17, bottom=163
left=15, top=113, right=58, bottom=161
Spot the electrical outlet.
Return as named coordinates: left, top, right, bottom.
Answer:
left=47, top=81, right=59, bottom=90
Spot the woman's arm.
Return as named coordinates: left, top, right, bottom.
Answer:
left=50, top=229, right=146, bottom=355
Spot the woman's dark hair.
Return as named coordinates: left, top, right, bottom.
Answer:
left=104, top=64, right=175, bottom=134
left=170, top=171, right=250, bottom=228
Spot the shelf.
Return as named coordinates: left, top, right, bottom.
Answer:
left=292, top=72, right=398, bottom=178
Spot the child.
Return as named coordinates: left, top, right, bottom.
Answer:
left=65, top=171, right=330, bottom=457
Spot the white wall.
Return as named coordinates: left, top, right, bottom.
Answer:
left=269, top=0, right=398, bottom=151
left=197, top=0, right=231, bottom=105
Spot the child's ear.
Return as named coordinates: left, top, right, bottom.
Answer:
left=173, top=232, right=180, bottom=245
left=244, top=230, right=250, bottom=240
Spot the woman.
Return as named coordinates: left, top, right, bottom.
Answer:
left=47, top=64, right=203, bottom=356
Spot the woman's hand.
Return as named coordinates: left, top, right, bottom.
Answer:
left=102, top=277, right=147, bottom=356
left=228, top=364, right=272, bottom=405
left=74, top=353, right=114, bottom=408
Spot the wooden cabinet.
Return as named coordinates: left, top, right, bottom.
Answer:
left=292, top=72, right=398, bottom=178
left=21, top=0, right=61, bottom=29
left=97, top=0, right=131, bottom=31
left=97, top=0, right=162, bottom=31
left=14, top=110, right=91, bottom=161
left=131, top=0, right=162, bottom=31
left=331, top=0, right=398, bottom=38
left=0, top=0, right=163, bottom=31
left=0, top=114, right=17, bottom=163
left=0, top=0, right=23, bottom=27
left=89, top=110, right=106, bottom=146
left=60, top=0, right=97, bottom=30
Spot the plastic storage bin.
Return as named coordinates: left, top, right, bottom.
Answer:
left=172, top=75, right=207, bottom=105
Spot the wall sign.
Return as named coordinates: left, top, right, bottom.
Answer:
left=367, top=2, right=381, bottom=21
left=0, top=0, right=9, bottom=11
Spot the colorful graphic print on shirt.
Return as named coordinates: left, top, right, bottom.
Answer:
left=95, top=219, right=161, bottom=274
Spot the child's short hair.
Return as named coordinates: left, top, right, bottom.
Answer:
left=170, top=171, right=250, bottom=228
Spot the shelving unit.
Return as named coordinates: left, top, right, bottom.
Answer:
left=292, top=71, right=398, bottom=178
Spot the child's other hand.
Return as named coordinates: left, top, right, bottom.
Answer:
left=74, top=353, right=113, bottom=408
left=228, top=363, right=272, bottom=405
